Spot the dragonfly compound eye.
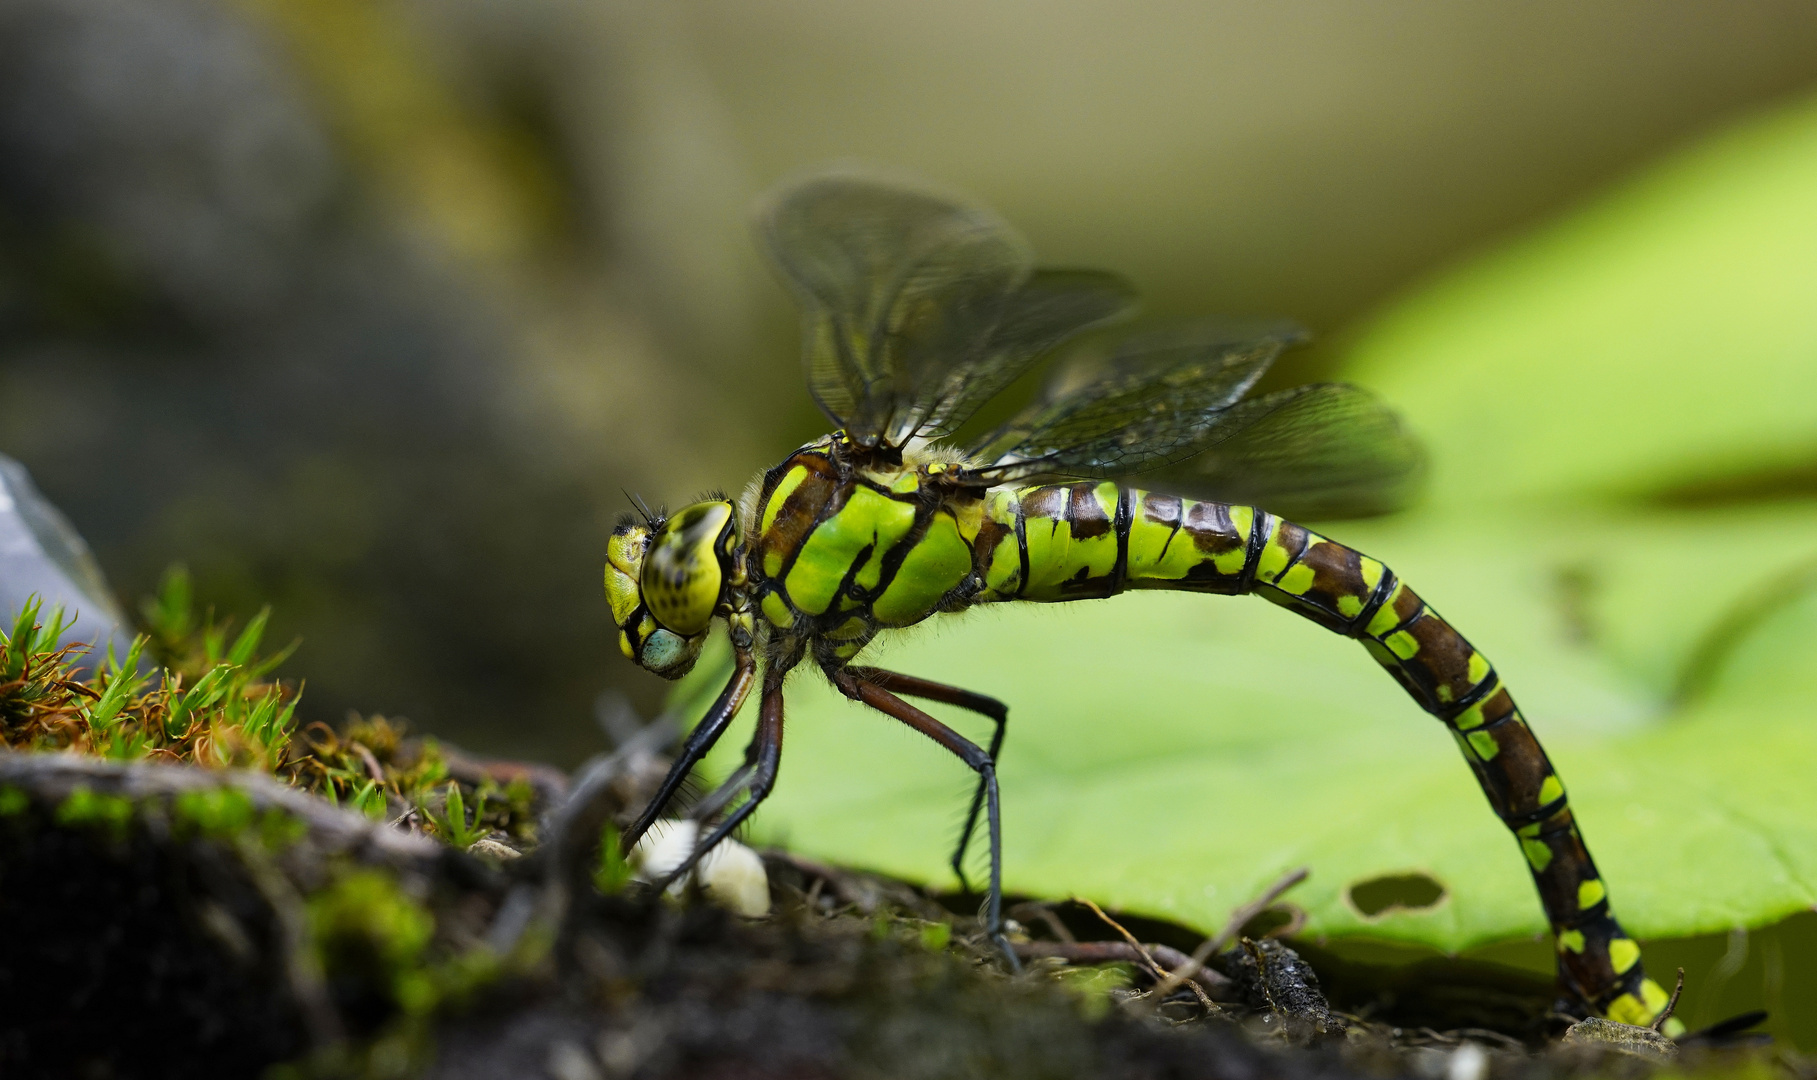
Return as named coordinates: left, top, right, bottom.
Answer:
left=641, top=500, right=735, bottom=636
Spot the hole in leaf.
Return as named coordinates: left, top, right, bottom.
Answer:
left=1347, top=872, right=1448, bottom=917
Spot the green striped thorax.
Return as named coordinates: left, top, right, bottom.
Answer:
left=605, top=499, right=739, bottom=679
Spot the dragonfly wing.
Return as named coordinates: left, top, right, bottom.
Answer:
left=917, top=268, right=1137, bottom=438
left=759, top=172, right=1133, bottom=444
left=968, top=320, right=1305, bottom=478
left=1137, top=382, right=1427, bottom=519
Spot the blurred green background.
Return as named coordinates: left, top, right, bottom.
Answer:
left=9, top=0, right=1817, bottom=1042
left=8, top=0, right=1817, bottom=762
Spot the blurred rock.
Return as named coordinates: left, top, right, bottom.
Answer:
left=0, top=0, right=747, bottom=762
left=0, top=454, right=134, bottom=672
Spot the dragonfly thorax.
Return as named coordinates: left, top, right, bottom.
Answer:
left=741, top=437, right=991, bottom=665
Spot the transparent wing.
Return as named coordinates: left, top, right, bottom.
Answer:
left=917, top=268, right=1136, bottom=439
left=1139, top=383, right=1427, bottom=520
left=968, top=321, right=1305, bottom=478
left=758, top=171, right=1132, bottom=445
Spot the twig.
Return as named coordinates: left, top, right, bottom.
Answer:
left=1652, top=968, right=1686, bottom=1034
left=1014, top=941, right=1232, bottom=995
left=1151, top=867, right=1309, bottom=1003
left=349, top=741, right=386, bottom=785
left=1073, top=895, right=1218, bottom=1012
left=1073, top=895, right=1166, bottom=980
left=1009, top=900, right=1075, bottom=944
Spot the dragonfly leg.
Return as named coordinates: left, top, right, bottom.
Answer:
left=833, top=667, right=1017, bottom=971
left=655, top=674, right=785, bottom=893
left=845, top=666, right=1008, bottom=893
left=624, top=646, right=756, bottom=852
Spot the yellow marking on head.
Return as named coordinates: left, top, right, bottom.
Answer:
left=1521, top=837, right=1552, bottom=872
left=1577, top=879, right=1605, bottom=910
left=605, top=527, right=651, bottom=625
left=604, top=565, right=641, bottom=627
left=1385, top=630, right=1419, bottom=660
left=1608, top=937, right=1641, bottom=975
left=1467, top=730, right=1499, bottom=760
left=1467, top=652, right=1491, bottom=686
left=617, top=633, right=637, bottom=660
left=760, top=591, right=794, bottom=629
left=1366, top=584, right=1406, bottom=638
left=1557, top=929, right=1585, bottom=953
left=1539, top=775, right=1565, bottom=806
left=760, top=466, right=810, bottom=536
left=1337, top=594, right=1363, bottom=618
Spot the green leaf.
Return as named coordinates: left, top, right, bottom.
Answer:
left=164, top=664, right=236, bottom=737
left=86, top=636, right=149, bottom=732
left=225, top=608, right=270, bottom=667
left=1343, top=93, right=1817, bottom=508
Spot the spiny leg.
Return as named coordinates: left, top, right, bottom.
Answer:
left=656, top=675, right=785, bottom=891
left=623, top=648, right=756, bottom=851
left=846, top=666, right=1008, bottom=893
left=833, top=667, right=1015, bottom=969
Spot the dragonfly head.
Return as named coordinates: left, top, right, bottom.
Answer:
left=605, top=499, right=738, bottom=679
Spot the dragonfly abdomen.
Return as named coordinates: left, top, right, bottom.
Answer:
left=979, top=482, right=1667, bottom=1024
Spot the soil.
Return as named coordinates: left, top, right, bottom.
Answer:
left=0, top=751, right=1784, bottom=1080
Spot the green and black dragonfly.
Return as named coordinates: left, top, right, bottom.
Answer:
left=605, top=171, right=1670, bottom=1026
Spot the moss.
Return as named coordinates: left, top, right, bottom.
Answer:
left=2, top=570, right=538, bottom=849
left=0, top=785, right=28, bottom=817
left=170, top=786, right=306, bottom=849
left=54, top=785, right=134, bottom=839
left=172, top=786, right=256, bottom=837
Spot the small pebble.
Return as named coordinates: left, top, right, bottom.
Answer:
left=631, top=819, right=771, bottom=917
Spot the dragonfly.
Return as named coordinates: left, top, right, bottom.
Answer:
left=604, top=171, right=1670, bottom=1027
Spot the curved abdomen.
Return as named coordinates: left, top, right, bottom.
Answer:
left=973, top=482, right=1667, bottom=1024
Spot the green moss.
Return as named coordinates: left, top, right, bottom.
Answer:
left=55, top=785, right=134, bottom=838
left=2, top=571, right=539, bottom=850
left=592, top=826, right=634, bottom=894
left=173, top=786, right=255, bottom=837
left=308, top=868, right=436, bottom=1010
